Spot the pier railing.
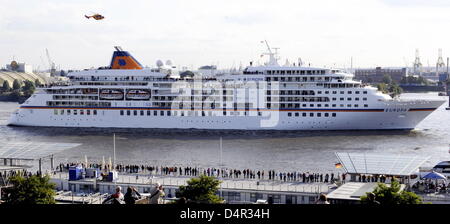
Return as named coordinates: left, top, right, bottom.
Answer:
left=52, top=172, right=331, bottom=194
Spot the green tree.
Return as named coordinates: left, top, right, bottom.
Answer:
left=12, top=79, right=21, bottom=90
left=382, top=74, right=393, bottom=84
left=377, top=83, right=402, bottom=98
left=2, top=80, right=10, bottom=92
left=377, top=83, right=388, bottom=94
left=34, top=79, right=42, bottom=87
left=22, top=80, right=36, bottom=96
left=388, top=83, right=403, bottom=98
left=360, top=180, right=422, bottom=205
left=4, top=174, right=56, bottom=204
left=176, top=175, right=223, bottom=204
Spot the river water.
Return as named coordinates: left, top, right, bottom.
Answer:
left=0, top=93, right=449, bottom=172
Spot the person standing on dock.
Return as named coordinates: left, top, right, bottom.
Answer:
left=315, top=194, right=330, bottom=204
left=103, top=186, right=125, bottom=204
left=124, top=186, right=141, bottom=204
left=149, top=183, right=165, bottom=204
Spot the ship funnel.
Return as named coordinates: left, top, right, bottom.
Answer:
left=110, top=46, right=143, bottom=70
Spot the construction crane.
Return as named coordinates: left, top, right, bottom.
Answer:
left=436, top=48, right=446, bottom=76
left=45, top=48, right=56, bottom=76
left=413, top=49, right=422, bottom=75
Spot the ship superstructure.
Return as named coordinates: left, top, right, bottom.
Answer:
left=8, top=46, right=445, bottom=130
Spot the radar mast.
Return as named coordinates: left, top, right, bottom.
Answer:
left=261, top=40, right=280, bottom=66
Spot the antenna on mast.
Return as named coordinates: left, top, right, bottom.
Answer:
left=260, top=40, right=280, bottom=66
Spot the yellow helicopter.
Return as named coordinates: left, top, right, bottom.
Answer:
left=85, top=13, right=104, bottom=20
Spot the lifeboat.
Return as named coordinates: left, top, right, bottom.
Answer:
left=126, top=89, right=151, bottom=100
left=99, top=89, right=124, bottom=100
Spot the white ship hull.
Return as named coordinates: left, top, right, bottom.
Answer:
left=8, top=100, right=443, bottom=130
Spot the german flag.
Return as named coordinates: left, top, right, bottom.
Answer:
left=335, top=162, right=343, bottom=168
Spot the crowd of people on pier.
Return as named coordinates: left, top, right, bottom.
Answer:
left=58, top=162, right=367, bottom=184
left=55, top=162, right=424, bottom=187
left=412, top=181, right=449, bottom=194
left=57, top=161, right=418, bottom=186
left=59, top=162, right=346, bottom=183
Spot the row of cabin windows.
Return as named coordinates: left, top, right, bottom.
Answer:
left=287, top=112, right=337, bottom=118
left=120, top=110, right=169, bottom=116
left=119, top=110, right=265, bottom=117
left=271, top=97, right=367, bottom=102
left=274, top=103, right=368, bottom=109
left=320, top=90, right=368, bottom=94
left=277, top=97, right=330, bottom=102
left=269, top=90, right=368, bottom=95
left=266, top=70, right=326, bottom=75
left=79, top=82, right=147, bottom=86
left=273, top=90, right=315, bottom=95
left=266, top=76, right=330, bottom=82
left=331, top=97, right=368, bottom=101
left=54, top=109, right=97, bottom=116
left=47, top=101, right=111, bottom=107
left=46, top=88, right=98, bottom=94
left=53, top=95, right=99, bottom=100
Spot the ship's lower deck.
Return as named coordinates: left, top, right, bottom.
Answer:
left=8, top=104, right=442, bottom=130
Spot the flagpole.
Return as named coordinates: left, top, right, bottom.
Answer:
left=220, top=136, right=223, bottom=166
left=113, top=133, right=116, bottom=171
left=113, top=133, right=117, bottom=187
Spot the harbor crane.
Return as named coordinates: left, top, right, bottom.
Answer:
left=413, top=49, right=422, bottom=75
left=436, top=48, right=446, bottom=76
left=45, top=48, right=56, bottom=76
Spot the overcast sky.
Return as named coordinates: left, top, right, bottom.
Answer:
left=1, top=0, right=450, bottom=70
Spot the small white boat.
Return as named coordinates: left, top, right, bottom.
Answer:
left=100, top=89, right=123, bottom=100
left=126, top=89, right=150, bottom=100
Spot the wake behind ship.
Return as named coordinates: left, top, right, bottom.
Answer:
left=8, top=46, right=445, bottom=130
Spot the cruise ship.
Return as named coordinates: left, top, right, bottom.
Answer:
left=8, top=45, right=445, bottom=130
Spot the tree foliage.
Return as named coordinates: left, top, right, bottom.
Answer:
left=388, top=83, right=403, bottom=98
left=12, top=79, right=21, bottom=90
left=382, top=74, right=393, bottom=84
left=22, top=80, right=36, bottom=96
left=377, top=83, right=389, bottom=94
left=176, top=175, right=223, bottom=204
left=377, top=83, right=403, bottom=98
left=34, top=79, right=42, bottom=87
left=360, top=180, right=422, bottom=205
left=4, top=174, right=56, bottom=204
left=2, top=80, right=11, bottom=92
